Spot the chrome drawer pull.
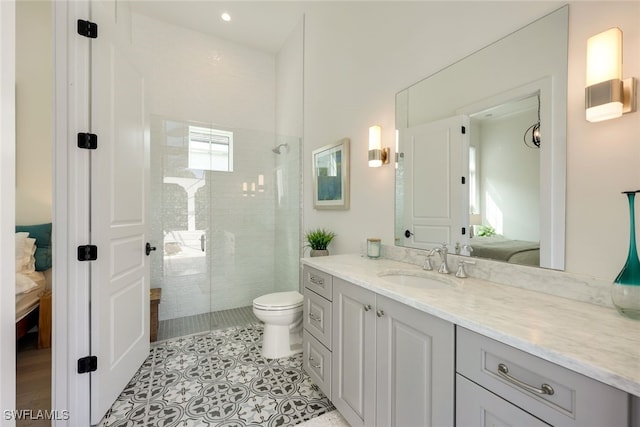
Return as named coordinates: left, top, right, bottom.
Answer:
left=308, top=313, right=321, bottom=322
left=309, top=275, right=325, bottom=287
left=497, top=363, right=555, bottom=396
left=308, top=356, right=321, bottom=369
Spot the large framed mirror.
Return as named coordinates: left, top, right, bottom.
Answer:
left=395, top=5, right=568, bottom=270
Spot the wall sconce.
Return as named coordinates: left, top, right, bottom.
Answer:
left=368, top=125, right=389, bottom=167
left=585, top=27, right=637, bottom=123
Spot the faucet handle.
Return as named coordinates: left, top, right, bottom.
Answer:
left=455, top=259, right=476, bottom=278
left=422, top=253, right=434, bottom=271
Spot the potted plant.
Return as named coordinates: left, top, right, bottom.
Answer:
left=305, top=228, right=336, bottom=257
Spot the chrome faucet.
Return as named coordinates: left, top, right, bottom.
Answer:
left=427, top=243, right=449, bottom=274
left=422, top=248, right=438, bottom=271
left=455, top=259, right=476, bottom=278
left=437, top=243, right=450, bottom=274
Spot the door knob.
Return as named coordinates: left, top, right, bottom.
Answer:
left=376, top=309, right=385, bottom=317
left=145, top=242, right=157, bottom=256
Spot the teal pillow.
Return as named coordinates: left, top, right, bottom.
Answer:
left=15, top=223, right=52, bottom=271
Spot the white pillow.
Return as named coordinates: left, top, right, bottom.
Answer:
left=15, top=272, right=39, bottom=295
left=22, top=237, right=36, bottom=273
left=15, top=232, right=29, bottom=272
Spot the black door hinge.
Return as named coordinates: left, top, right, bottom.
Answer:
left=461, top=176, right=466, bottom=184
left=77, top=245, right=98, bottom=261
left=461, top=126, right=466, bottom=134
left=77, top=133, right=98, bottom=150
left=77, top=356, right=98, bottom=374
left=462, top=227, right=466, bottom=235
left=77, top=19, right=98, bottom=38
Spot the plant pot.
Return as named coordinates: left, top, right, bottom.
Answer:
left=310, top=249, right=329, bottom=257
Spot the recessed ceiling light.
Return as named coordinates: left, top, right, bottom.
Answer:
left=221, top=12, right=231, bottom=22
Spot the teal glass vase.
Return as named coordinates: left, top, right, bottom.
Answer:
left=611, top=191, right=640, bottom=319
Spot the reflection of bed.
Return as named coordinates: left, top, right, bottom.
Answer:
left=16, top=271, right=46, bottom=322
left=15, top=223, right=53, bottom=342
left=471, top=235, right=540, bottom=266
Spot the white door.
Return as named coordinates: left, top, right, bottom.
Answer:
left=401, top=116, right=469, bottom=250
left=90, top=1, right=149, bottom=424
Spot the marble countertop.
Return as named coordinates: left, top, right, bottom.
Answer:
left=301, top=254, right=640, bottom=398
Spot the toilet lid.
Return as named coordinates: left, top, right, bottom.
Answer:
left=253, top=291, right=303, bottom=310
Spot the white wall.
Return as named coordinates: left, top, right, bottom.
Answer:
left=477, top=110, right=540, bottom=241
left=565, top=2, right=640, bottom=279
left=303, top=1, right=561, bottom=256
left=303, top=1, right=640, bottom=281
left=15, top=0, right=52, bottom=225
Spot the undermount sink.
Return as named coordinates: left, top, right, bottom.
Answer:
left=377, top=270, right=453, bottom=289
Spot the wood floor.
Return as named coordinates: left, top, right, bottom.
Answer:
left=16, top=333, right=51, bottom=427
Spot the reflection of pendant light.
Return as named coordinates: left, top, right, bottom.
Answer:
left=523, top=94, right=541, bottom=149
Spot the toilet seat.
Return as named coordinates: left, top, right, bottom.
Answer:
left=253, top=291, right=303, bottom=311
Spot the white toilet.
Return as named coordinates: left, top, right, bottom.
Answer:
left=252, top=291, right=304, bottom=359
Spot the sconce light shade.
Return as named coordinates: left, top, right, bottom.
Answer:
left=368, top=125, right=389, bottom=167
left=585, top=27, right=637, bottom=122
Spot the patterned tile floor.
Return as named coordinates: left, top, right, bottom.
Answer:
left=98, top=323, right=335, bottom=426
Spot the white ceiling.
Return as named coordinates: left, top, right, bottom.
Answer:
left=129, top=1, right=307, bottom=54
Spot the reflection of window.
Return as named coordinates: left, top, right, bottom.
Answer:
left=188, top=126, right=233, bottom=172
left=469, top=146, right=478, bottom=214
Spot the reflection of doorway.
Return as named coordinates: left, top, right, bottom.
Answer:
left=456, top=78, right=565, bottom=269
left=469, top=94, right=541, bottom=242
left=15, top=0, right=54, bottom=424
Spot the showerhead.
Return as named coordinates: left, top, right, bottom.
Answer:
left=272, top=143, right=288, bottom=154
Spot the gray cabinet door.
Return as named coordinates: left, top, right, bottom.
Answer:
left=456, top=374, right=551, bottom=427
left=332, top=278, right=376, bottom=427
left=376, top=295, right=455, bottom=427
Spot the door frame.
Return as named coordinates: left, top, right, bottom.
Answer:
left=52, top=1, right=92, bottom=425
left=0, top=0, right=17, bottom=421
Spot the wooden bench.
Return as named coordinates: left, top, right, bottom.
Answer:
left=150, top=288, right=161, bottom=342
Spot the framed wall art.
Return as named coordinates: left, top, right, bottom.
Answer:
left=312, top=138, right=350, bottom=210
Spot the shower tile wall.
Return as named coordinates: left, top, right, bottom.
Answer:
left=151, top=122, right=292, bottom=321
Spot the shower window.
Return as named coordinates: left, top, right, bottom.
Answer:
left=188, top=125, right=234, bottom=172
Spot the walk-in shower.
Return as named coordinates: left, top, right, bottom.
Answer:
left=150, top=117, right=301, bottom=340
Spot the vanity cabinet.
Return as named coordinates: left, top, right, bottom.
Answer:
left=302, top=266, right=333, bottom=398
left=332, top=277, right=455, bottom=427
left=456, top=327, right=630, bottom=427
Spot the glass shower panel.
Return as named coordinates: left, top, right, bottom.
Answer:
left=208, top=128, right=278, bottom=313
left=151, top=116, right=302, bottom=339
left=150, top=116, right=212, bottom=339
left=205, top=130, right=301, bottom=324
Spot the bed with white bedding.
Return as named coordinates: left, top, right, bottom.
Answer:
left=15, top=271, right=46, bottom=322
left=15, top=224, right=52, bottom=340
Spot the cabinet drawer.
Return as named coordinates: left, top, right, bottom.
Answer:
left=303, top=266, right=333, bottom=300
left=457, top=374, right=551, bottom=427
left=303, top=330, right=332, bottom=399
left=457, top=327, right=629, bottom=427
left=303, top=288, right=332, bottom=349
